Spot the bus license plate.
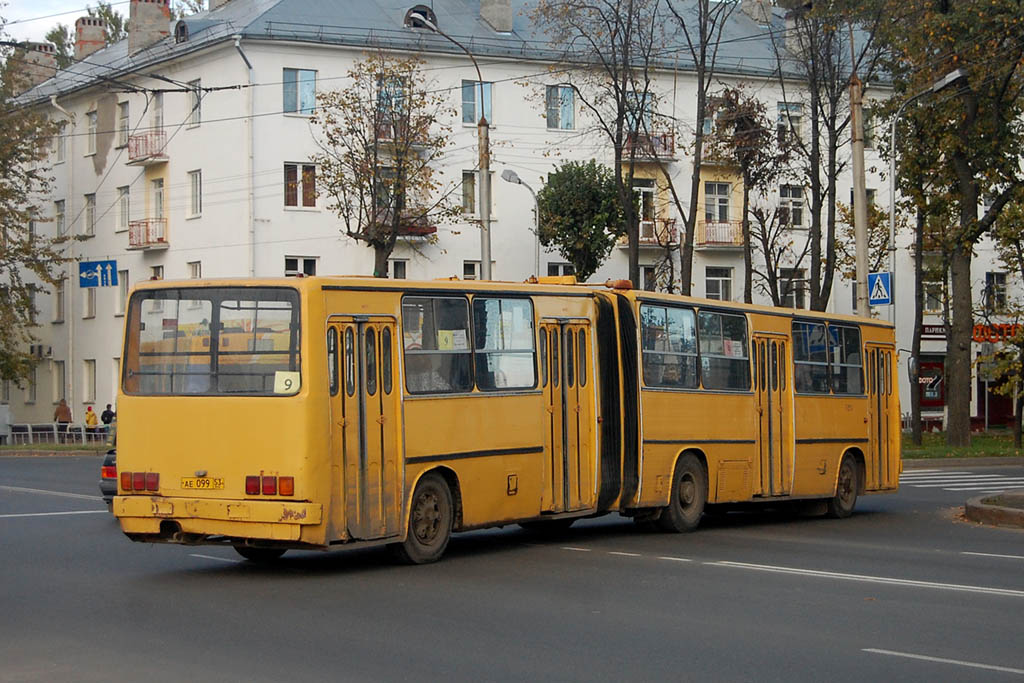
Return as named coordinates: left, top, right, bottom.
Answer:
left=180, top=477, right=224, bottom=490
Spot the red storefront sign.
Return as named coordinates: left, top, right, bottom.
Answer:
left=972, top=323, right=1022, bottom=343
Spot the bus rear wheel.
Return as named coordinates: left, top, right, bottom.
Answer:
left=391, top=473, right=453, bottom=565
left=657, top=454, right=706, bottom=533
left=827, top=455, right=859, bottom=519
left=233, top=546, right=287, bottom=562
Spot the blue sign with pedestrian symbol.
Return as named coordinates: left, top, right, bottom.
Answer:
left=79, top=260, right=118, bottom=288
left=868, top=271, right=892, bottom=306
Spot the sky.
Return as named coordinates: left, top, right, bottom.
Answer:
left=3, top=0, right=131, bottom=43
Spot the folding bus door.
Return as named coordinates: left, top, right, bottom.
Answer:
left=753, top=334, right=793, bottom=497
left=866, top=344, right=895, bottom=490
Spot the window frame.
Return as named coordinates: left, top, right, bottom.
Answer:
left=545, top=84, right=575, bottom=130
left=86, top=110, right=97, bottom=155
left=187, top=169, right=202, bottom=218
left=187, top=79, right=202, bottom=127
left=283, top=67, right=317, bottom=115
left=640, top=303, right=699, bottom=390
left=116, top=186, right=130, bottom=233
left=697, top=309, right=751, bottom=391
left=461, top=80, right=493, bottom=125
left=117, top=101, right=130, bottom=148
left=284, top=163, right=317, bottom=209
left=705, top=267, right=732, bottom=301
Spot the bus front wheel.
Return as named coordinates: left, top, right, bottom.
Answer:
left=827, top=456, right=859, bottom=519
left=657, top=454, right=707, bottom=533
left=391, top=473, right=453, bottom=564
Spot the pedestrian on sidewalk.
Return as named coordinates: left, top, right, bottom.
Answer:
left=54, top=399, right=72, bottom=443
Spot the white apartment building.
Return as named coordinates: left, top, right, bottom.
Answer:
left=5, top=0, right=1018, bottom=430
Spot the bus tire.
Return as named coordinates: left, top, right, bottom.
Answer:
left=657, top=454, right=706, bottom=533
left=827, top=455, right=859, bottom=519
left=233, top=546, right=286, bottom=562
left=391, top=473, right=453, bottom=564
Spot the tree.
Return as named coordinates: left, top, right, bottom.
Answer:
left=881, top=0, right=1024, bottom=446
left=87, top=3, right=126, bottom=44
left=44, top=24, right=72, bottom=69
left=311, top=52, right=457, bottom=277
left=536, top=160, right=628, bottom=281
left=0, top=27, right=75, bottom=384
left=748, top=205, right=811, bottom=308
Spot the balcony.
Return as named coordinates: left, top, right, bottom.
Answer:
left=696, top=220, right=743, bottom=249
left=128, top=218, right=168, bottom=250
left=618, top=219, right=678, bottom=248
left=397, top=218, right=437, bottom=239
left=127, top=131, right=168, bottom=165
left=624, top=131, right=676, bottom=160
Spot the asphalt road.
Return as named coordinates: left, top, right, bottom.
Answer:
left=2, top=456, right=1023, bottom=683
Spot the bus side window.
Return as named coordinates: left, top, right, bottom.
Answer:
left=327, top=327, right=338, bottom=396
left=540, top=328, right=548, bottom=388
left=381, top=327, right=392, bottom=395
left=566, top=329, right=575, bottom=388
left=365, top=328, right=377, bottom=396
left=551, top=329, right=560, bottom=388
left=345, top=328, right=355, bottom=397
left=578, top=328, right=587, bottom=387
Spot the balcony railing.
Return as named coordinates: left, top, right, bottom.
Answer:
left=128, top=218, right=168, bottom=250
left=696, top=220, right=743, bottom=249
left=127, top=131, right=168, bottom=165
left=618, top=219, right=678, bottom=248
left=624, top=131, right=676, bottom=160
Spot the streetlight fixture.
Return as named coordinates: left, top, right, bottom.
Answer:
left=501, top=168, right=540, bottom=277
left=405, top=8, right=493, bottom=280
left=887, top=67, right=967, bottom=320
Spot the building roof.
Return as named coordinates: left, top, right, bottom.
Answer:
left=19, top=0, right=801, bottom=105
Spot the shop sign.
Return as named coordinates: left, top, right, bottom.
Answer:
left=922, top=324, right=946, bottom=339
left=972, top=323, right=1022, bottom=343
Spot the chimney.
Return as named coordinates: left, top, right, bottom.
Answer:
left=740, top=0, right=770, bottom=25
left=480, top=0, right=513, bottom=33
left=14, top=43, right=58, bottom=94
left=75, top=16, right=107, bottom=60
left=129, top=0, right=171, bottom=55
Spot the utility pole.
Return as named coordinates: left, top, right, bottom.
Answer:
left=849, top=55, right=870, bottom=317
left=478, top=112, right=492, bottom=280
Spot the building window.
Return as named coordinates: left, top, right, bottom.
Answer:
left=642, top=265, right=657, bottom=292
left=188, top=261, right=202, bottom=279
left=626, top=90, right=653, bottom=133
left=55, top=122, right=66, bottom=162
left=777, top=102, right=802, bottom=143
left=116, top=270, right=129, bottom=315
left=151, top=178, right=164, bottom=219
left=52, top=361, right=65, bottom=403
left=187, top=79, right=201, bottom=126
left=283, top=68, right=316, bottom=114
left=985, top=272, right=1007, bottom=313
left=151, top=265, right=163, bottom=280
left=284, top=163, right=316, bottom=207
left=117, top=101, right=129, bottom=147
left=55, top=200, right=66, bottom=235
left=188, top=169, right=202, bottom=217
left=83, top=359, right=96, bottom=403
left=26, top=367, right=37, bottom=404
left=705, top=182, right=730, bottom=222
left=462, top=80, right=493, bottom=125
left=153, top=91, right=164, bottom=130
left=780, top=268, right=808, bottom=309
left=547, top=263, right=575, bottom=277
left=389, top=260, right=407, bottom=279
left=86, top=110, right=97, bottom=154
left=116, top=186, right=129, bottom=232
left=83, top=193, right=96, bottom=236
left=705, top=267, right=732, bottom=301
left=634, top=179, right=656, bottom=238
left=545, top=85, right=574, bottom=130
left=461, top=171, right=477, bottom=215
left=464, top=261, right=480, bottom=280
left=285, top=256, right=317, bottom=277
left=83, top=288, right=96, bottom=319
left=779, top=184, right=804, bottom=228
left=923, top=272, right=944, bottom=314
left=53, top=277, right=65, bottom=323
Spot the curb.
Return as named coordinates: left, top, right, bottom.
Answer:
left=965, top=494, right=1024, bottom=529
left=903, top=456, right=1024, bottom=469
left=0, top=450, right=104, bottom=457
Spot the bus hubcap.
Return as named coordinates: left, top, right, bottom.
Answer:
left=679, top=474, right=695, bottom=507
left=413, top=491, right=440, bottom=543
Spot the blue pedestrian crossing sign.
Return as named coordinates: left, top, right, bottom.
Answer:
left=868, top=271, right=892, bottom=306
left=79, top=260, right=118, bottom=288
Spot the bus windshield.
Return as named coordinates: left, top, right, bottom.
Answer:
left=122, top=287, right=301, bottom=396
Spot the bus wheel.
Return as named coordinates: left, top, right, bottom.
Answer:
left=519, top=518, right=576, bottom=534
left=392, top=473, right=453, bottom=564
left=657, top=454, right=706, bottom=533
left=827, top=456, right=858, bottom=519
left=233, top=546, right=286, bottom=562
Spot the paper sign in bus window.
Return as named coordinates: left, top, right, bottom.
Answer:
left=274, top=371, right=300, bottom=394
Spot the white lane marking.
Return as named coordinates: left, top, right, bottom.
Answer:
left=562, top=546, right=591, bottom=552
left=0, top=510, right=107, bottom=519
left=901, top=475, right=1016, bottom=481
left=190, top=554, right=242, bottom=564
left=899, top=469, right=944, bottom=473
left=0, top=485, right=102, bottom=501
left=944, top=485, right=1024, bottom=491
left=863, top=649, right=1024, bottom=675
left=710, top=561, right=1024, bottom=598
left=658, top=556, right=693, bottom=563
left=962, top=551, right=1024, bottom=561
left=907, top=481, right=1024, bottom=489
left=900, top=471, right=972, bottom=477
left=608, top=551, right=641, bottom=557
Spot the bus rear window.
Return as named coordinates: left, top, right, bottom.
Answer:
left=122, top=287, right=301, bottom=396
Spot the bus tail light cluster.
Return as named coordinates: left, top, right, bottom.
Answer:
left=120, top=471, right=159, bottom=492
left=245, top=475, right=294, bottom=497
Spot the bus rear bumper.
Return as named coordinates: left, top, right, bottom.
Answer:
left=115, top=496, right=324, bottom=543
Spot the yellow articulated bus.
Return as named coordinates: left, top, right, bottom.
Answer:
left=114, top=276, right=900, bottom=563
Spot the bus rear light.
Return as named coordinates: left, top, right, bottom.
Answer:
left=145, top=472, right=160, bottom=491
left=245, top=476, right=260, bottom=495
left=133, top=472, right=146, bottom=491
left=121, top=471, right=133, bottom=491
left=101, top=466, right=117, bottom=479
left=279, top=477, right=294, bottom=496
left=262, top=476, right=277, bottom=496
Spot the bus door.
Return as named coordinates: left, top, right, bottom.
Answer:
left=540, top=319, right=595, bottom=513
left=866, top=344, right=895, bottom=489
left=329, top=316, right=401, bottom=541
left=753, top=334, right=793, bottom=497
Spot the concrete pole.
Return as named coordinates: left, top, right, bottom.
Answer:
left=479, top=115, right=492, bottom=280
left=850, top=74, right=870, bottom=317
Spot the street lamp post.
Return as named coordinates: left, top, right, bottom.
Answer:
left=887, top=68, right=967, bottom=321
left=406, top=11, right=492, bottom=280
left=500, top=169, right=540, bottom=277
